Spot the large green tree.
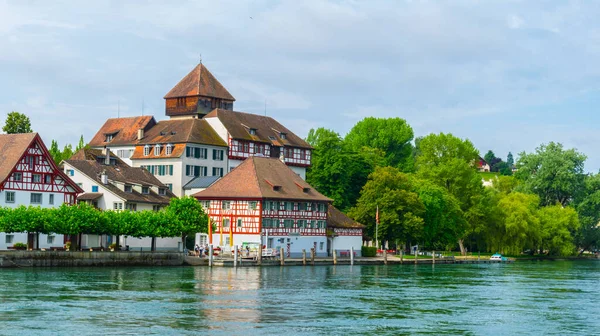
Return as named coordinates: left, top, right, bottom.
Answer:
left=538, top=205, right=579, bottom=256
left=515, top=142, right=586, bottom=206
left=415, top=133, right=483, bottom=254
left=306, top=127, right=372, bottom=211
left=2, top=111, right=32, bottom=134
left=350, top=167, right=424, bottom=247
left=344, top=117, right=415, bottom=171
left=573, top=173, right=600, bottom=254
left=496, top=192, right=541, bottom=255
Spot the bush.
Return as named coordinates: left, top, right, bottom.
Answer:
left=109, top=243, right=121, bottom=250
left=362, top=246, right=377, bottom=257
left=13, top=242, right=27, bottom=250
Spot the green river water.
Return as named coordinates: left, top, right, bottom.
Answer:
left=1, top=261, right=599, bottom=335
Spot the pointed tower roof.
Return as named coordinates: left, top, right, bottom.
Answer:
left=164, top=63, right=235, bottom=101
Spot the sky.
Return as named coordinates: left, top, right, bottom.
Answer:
left=2, top=1, right=600, bottom=170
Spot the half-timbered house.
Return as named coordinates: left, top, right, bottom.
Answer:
left=327, top=205, right=366, bottom=257
left=0, top=133, right=82, bottom=250
left=194, top=156, right=332, bottom=257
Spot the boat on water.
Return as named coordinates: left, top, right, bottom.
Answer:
left=490, top=253, right=508, bottom=261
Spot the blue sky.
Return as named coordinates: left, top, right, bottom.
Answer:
left=2, top=1, right=600, bottom=170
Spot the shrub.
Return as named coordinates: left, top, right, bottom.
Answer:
left=109, top=243, right=122, bottom=250
left=13, top=242, right=27, bottom=250
left=362, top=246, right=377, bottom=257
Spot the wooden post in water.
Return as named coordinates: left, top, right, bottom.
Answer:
left=280, top=247, right=285, bottom=266
left=233, top=245, right=238, bottom=267
left=383, top=250, right=388, bottom=265
left=302, top=249, right=306, bottom=266
left=208, top=244, right=213, bottom=267
left=333, top=250, right=338, bottom=265
left=432, top=250, right=435, bottom=264
left=257, top=245, right=262, bottom=266
left=350, top=247, right=354, bottom=266
left=311, top=248, right=315, bottom=265
left=400, top=250, right=403, bottom=264
left=415, top=248, right=418, bottom=264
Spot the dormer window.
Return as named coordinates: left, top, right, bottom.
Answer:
left=160, top=131, right=166, bottom=136
left=154, top=144, right=161, bottom=156
left=105, top=132, right=117, bottom=143
left=143, top=145, right=150, bottom=156
left=166, top=144, right=173, bottom=155
left=249, top=128, right=257, bottom=135
left=124, top=185, right=132, bottom=193
left=158, top=188, right=166, bottom=196
left=280, top=132, right=287, bottom=140
left=273, top=185, right=282, bottom=191
left=142, top=186, right=149, bottom=194
left=303, top=187, right=310, bottom=193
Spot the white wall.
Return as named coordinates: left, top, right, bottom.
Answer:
left=0, top=189, right=67, bottom=208
left=121, top=236, right=181, bottom=251
left=63, top=162, right=125, bottom=210
left=0, top=232, right=65, bottom=250
left=289, top=166, right=307, bottom=180
left=204, top=117, right=229, bottom=145
left=89, top=145, right=136, bottom=166
left=332, top=236, right=363, bottom=257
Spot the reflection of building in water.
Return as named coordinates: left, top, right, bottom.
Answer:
left=193, top=267, right=262, bottom=325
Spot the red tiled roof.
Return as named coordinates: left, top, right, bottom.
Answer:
left=164, top=63, right=235, bottom=101
left=130, top=143, right=186, bottom=160
left=137, top=119, right=227, bottom=146
left=0, top=133, right=38, bottom=184
left=205, top=109, right=312, bottom=149
left=88, top=116, right=156, bottom=147
left=194, top=156, right=331, bottom=201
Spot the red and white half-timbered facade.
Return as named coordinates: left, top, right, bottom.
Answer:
left=0, top=133, right=83, bottom=250
left=194, top=156, right=331, bottom=257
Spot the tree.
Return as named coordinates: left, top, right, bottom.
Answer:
left=344, top=117, right=415, bottom=171
left=165, top=196, right=208, bottom=249
left=415, top=133, right=483, bottom=254
left=49, top=140, right=62, bottom=164
left=306, top=128, right=372, bottom=211
left=515, top=142, right=586, bottom=206
left=496, top=192, right=541, bottom=255
left=507, top=152, right=514, bottom=167
left=538, top=205, right=579, bottom=256
left=495, top=161, right=513, bottom=176
left=350, top=167, right=424, bottom=247
left=2, top=111, right=32, bottom=134
left=484, top=150, right=496, bottom=166
left=62, top=144, right=74, bottom=161
left=76, top=135, right=85, bottom=151
left=573, top=173, right=600, bottom=254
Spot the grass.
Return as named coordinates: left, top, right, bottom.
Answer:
left=477, top=171, right=499, bottom=180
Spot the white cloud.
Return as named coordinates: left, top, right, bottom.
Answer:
left=507, top=14, right=524, bottom=29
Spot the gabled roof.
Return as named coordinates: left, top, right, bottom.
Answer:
left=89, top=116, right=156, bottom=147
left=164, top=63, right=235, bottom=101
left=183, top=176, right=221, bottom=190
left=65, top=148, right=175, bottom=204
left=194, top=156, right=331, bottom=201
left=205, top=109, right=312, bottom=149
left=0, top=133, right=38, bottom=184
left=137, top=119, right=227, bottom=146
left=327, top=205, right=366, bottom=229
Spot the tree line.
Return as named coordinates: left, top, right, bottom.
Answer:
left=307, top=118, right=598, bottom=256
left=0, top=197, right=207, bottom=250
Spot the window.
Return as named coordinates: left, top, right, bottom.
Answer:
left=317, top=220, right=326, bottom=229
left=283, top=219, right=294, bottom=228
left=223, top=218, right=230, bottom=228
left=144, top=145, right=150, bottom=156
left=92, top=186, right=99, bottom=193
left=159, top=188, right=166, bottom=196
left=262, top=218, right=271, bottom=228
left=105, top=134, right=114, bottom=142
left=5, top=191, right=15, bottom=203
left=298, top=203, right=307, bottom=211
left=212, top=167, right=223, bottom=177
left=237, top=219, right=243, bottom=227
left=43, top=175, right=51, bottom=184
left=319, top=242, right=324, bottom=251
left=47, top=235, right=55, bottom=244
left=192, top=147, right=207, bottom=159
left=28, top=156, right=34, bottom=170
left=285, top=202, right=293, bottom=211
left=30, top=193, right=42, bottom=204
left=166, top=184, right=173, bottom=191
left=154, top=144, right=161, bottom=156
left=306, top=220, right=313, bottom=229
left=49, top=194, right=54, bottom=205
left=152, top=205, right=161, bottom=212
left=176, top=97, right=186, bottom=107
left=280, top=132, right=287, bottom=139
left=5, top=234, right=14, bottom=244
left=213, top=149, right=224, bottom=161
left=124, top=185, right=132, bottom=193
left=201, top=200, right=210, bottom=209
left=113, top=202, right=123, bottom=210
left=249, top=128, right=257, bottom=135
left=32, top=174, right=41, bottom=183
left=248, top=201, right=257, bottom=210
left=318, top=203, right=326, bottom=212
left=126, top=203, right=137, bottom=211
left=298, top=220, right=306, bottom=228
left=222, top=201, right=231, bottom=210
left=225, top=237, right=230, bottom=245
left=166, top=144, right=173, bottom=155
left=13, top=172, right=22, bottom=181
left=142, top=186, right=149, bottom=194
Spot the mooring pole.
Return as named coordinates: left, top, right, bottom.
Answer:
left=280, top=247, right=285, bottom=266
left=350, top=247, right=354, bottom=265
left=400, top=250, right=403, bottom=264
left=432, top=250, right=435, bottom=264
left=233, top=245, right=238, bottom=268
left=257, top=244, right=262, bottom=266
left=208, top=244, right=213, bottom=267
left=311, top=248, right=315, bottom=265
left=302, top=249, right=306, bottom=266
left=415, top=248, right=418, bottom=265
left=383, top=249, right=388, bottom=265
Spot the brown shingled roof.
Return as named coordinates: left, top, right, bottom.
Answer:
left=194, top=156, right=331, bottom=201
left=0, top=133, right=37, bottom=184
left=205, top=109, right=312, bottom=149
left=89, top=116, right=156, bottom=147
left=137, top=119, right=227, bottom=146
left=164, top=63, right=235, bottom=101
left=327, top=205, right=366, bottom=229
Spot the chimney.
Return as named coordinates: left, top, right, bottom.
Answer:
left=103, top=147, right=111, bottom=165
left=137, top=128, right=144, bottom=140
left=100, top=170, right=108, bottom=185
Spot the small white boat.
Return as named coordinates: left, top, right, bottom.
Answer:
left=490, top=253, right=507, bottom=261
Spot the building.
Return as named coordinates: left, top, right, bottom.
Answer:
left=194, top=156, right=332, bottom=257
left=327, top=205, right=365, bottom=257
left=63, top=148, right=180, bottom=251
left=0, top=133, right=82, bottom=250
left=477, top=157, right=490, bottom=172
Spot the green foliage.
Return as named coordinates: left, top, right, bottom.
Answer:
left=2, top=111, right=32, bottom=134
left=361, top=246, right=377, bottom=257
left=496, top=192, right=541, bottom=255
left=164, top=196, right=208, bottom=237
left=515, top=142, right=586, bottom=206
left=538, top=205, right=579, bottom=256
left=507, top=152, right=514, bottom=167
left=306, top=128, right=372, bottom=211
left=13, top=242, right=27, bottom=249
left=573, top=173, right=600, bottom=253
left=484, top=150, right=496, bottom=166
left=344, top=117, right=415, bottom=171
left=76, top=135, right=85, bottom=151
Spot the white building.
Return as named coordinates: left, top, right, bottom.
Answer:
left=0, top=133, right=82, bottom=250
left=63, top=148, right=180, bottom=251
left=327, top=205, right=365, bottom=257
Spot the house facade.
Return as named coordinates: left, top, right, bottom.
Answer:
left=63, top=148, right=180, bottom=251
left=327, top=205, right=365, bottom=257
left=0, top=133, right=82, bottom=250
left=194, top=156, right=331, bottom=257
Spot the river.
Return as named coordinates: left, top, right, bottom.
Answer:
left=1, top=261, right=599, bottom=335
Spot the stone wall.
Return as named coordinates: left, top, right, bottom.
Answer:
left=0, top=250, right=184, bottom=268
